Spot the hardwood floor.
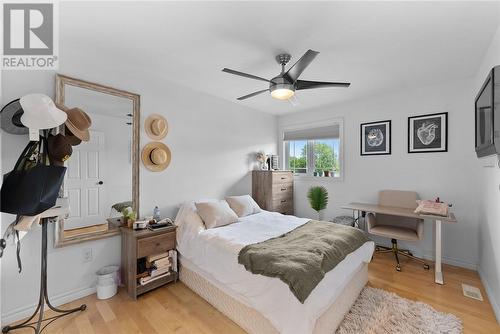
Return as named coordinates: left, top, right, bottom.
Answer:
left=7, top=253, right=500, bottom=334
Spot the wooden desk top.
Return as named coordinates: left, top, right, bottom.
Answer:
left=342, top=202, right=457, bottom=223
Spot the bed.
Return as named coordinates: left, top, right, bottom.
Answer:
left=175, top=201, right=374, bottom=334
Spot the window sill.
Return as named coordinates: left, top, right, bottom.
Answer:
left=293, top=175, right=343, bottom=183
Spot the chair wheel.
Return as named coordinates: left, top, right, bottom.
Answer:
left=80, top=304, right=87, bottom=311
left=424, top=264, right=430, bottom=270
left=2, top=326, right=10, bottom=333
left=396, top=265, right=401, bottom=272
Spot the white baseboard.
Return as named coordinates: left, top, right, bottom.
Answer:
left=1, top=286, right=96, bottom=326
left=422, top=252, right=478, bottom=271
left=478, top=267, right=500, bottom=324
left=373, top=239, right=478, bottom=270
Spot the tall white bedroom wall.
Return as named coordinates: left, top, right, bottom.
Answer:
left=474, top=23, right=500, bottom=322
left=278, top=78, right=480, bottom=270
left=0, top=67, right=277, bottom=324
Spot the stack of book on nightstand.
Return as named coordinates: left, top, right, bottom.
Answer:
left=138, top=250, right=177, bottom=286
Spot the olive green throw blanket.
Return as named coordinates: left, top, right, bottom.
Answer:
left=238, top=220, right=370, bottom=303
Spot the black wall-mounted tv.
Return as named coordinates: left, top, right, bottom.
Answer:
left=475, top=65, right=500, bottom=158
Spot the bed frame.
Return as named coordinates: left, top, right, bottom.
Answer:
left=180, top=262, right=368, bottom=334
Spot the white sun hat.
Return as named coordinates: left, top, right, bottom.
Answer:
left=20, top=94, right=67, bottom=130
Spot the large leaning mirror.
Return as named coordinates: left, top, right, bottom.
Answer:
left=54, top=74, right=140, bottom=247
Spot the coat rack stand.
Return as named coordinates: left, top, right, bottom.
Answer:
left=2, top=212, right=86, bottom=333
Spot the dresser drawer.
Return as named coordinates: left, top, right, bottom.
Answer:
left=272, top=183, right=293, bottom=199
left=272, top=201, right=294, bottom=215
left=137, top=232, right=175, bottom=259
left=272, top=172, right=293, bottom=184
left=272, top=197, right=293, bottom=208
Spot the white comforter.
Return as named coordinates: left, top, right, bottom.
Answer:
left=177, top=211, right=374, bottom=334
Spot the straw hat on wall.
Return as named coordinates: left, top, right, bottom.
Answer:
left=141, top=142, right=171, bottom=172
left=145, top=114, right=168, bottom=140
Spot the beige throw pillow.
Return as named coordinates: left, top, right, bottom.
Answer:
left=195, top=201, right=238, bottom=229
left=225, top=195, right=262, bottom=217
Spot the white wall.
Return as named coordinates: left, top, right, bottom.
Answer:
left=0, top=68, right=277, bottom=323
left=474, top=23, right=500, bottom=322
left=279, top=78, right=480, bottom=269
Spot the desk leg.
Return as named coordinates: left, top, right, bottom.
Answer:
left=435, top=220, right=444, bottom=285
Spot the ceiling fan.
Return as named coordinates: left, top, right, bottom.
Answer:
left=222, top=49, right=350, bottom=101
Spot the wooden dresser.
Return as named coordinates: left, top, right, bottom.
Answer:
left=120, top=226, right=177, bottom=299
left=252, top=170, right=294, bottom=215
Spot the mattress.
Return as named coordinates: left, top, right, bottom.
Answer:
left=180, top=258, right=369, bottom=334
left=176, top=210, right=374, bottom=334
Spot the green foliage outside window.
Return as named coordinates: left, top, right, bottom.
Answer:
left=288, top=141, right=339, bottom=174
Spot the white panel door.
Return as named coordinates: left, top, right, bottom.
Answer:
left=64, top=131, right=106, bottom=230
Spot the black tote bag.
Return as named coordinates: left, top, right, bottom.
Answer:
left=1, top=136, right=66, bottom=216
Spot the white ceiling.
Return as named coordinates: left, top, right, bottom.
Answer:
left=60, top=1, right=500, bottom=115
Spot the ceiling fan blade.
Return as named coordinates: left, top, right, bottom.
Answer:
left=222, top=68, right=270, bottom=83
left=283, top=49, right=319, bottom=82
left=288, top=95, right=300, bottom=107
left=237, top=89, right=269, bottom=100
left=296, top=80, right=350, bottom=90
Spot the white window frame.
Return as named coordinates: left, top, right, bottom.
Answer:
left=280, top=118, right=344, bottom=182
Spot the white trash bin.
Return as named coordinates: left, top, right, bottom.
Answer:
left=96, top=265, right=119, bottom=300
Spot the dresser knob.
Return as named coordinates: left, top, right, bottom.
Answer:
left=281, top=188, right=286, bottom=191
left=281, top=200, right=287, bottom=203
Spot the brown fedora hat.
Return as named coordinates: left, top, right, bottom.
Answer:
left=57, top=104, right=92, bottom=141
left=141, top=142, right=171, bottom=172
left=47, top=134, right=73, bottom=167
left=64, top=125, right=82, bottom=146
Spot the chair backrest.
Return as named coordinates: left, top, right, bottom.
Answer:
left=376, top=190, right=421, bottom=232
left=378, top=190, right=418, bottom=209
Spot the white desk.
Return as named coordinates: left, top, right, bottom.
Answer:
left=342, top=202, right=457, bottom=285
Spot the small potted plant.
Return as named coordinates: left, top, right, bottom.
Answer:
left=307, top=186, right=329, bottom=220
left=121, top=208, right=137, bottom=228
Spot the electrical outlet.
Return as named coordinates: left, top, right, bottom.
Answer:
left=82, top=248, right=92, bottom=263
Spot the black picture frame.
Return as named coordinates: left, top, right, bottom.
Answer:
left=408, top=112, right=448, bottom=153
left=360, top=120, right=391, bottom=156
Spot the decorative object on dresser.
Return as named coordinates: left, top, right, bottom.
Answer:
left=360, top=120, right=391, bottom=156
left=256, top=151, right=268, bottom=170
left=120, top=225, right=178, bottom=299
left=408, top=112, right=448, bottom=153
left=141, top=141, right=172, bottom=172
left=144, top=114, right=169, bottom=140
left=252, top=170, right=293, bottom=215
left=269, top=155, right=279, bottom=170
left=307, top=186, right=329, bottom=220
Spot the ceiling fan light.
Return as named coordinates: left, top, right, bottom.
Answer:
left=270, top=81, right=295, bottom=100
left=271, top=88, right=295, bottom=100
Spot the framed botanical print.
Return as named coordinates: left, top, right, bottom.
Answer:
left=360, top=120, right=391, bottom=155
left=408, top=112, right=448, bottom=153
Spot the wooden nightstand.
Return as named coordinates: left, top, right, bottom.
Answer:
left=120, top=225, right=178, bottom=299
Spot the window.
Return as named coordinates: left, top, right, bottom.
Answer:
left=283, top=122, right=342, bottom=179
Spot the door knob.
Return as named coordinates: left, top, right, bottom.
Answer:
left=98, top=181, right=104, bottom=185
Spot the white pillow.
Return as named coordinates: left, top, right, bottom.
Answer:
left=195, top=201, right=238, bottom=229
left=225, top=195, right=262, bottom=217
left=174, top=200, right=212, bottom=249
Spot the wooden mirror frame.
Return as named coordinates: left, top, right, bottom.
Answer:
left=54, top=74, right=140, bottom=247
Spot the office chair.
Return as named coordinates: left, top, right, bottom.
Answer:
left=366, top=190, right=430, bottom=272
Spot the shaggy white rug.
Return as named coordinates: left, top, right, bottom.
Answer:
left=336, top=287, right=462, bottom=334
